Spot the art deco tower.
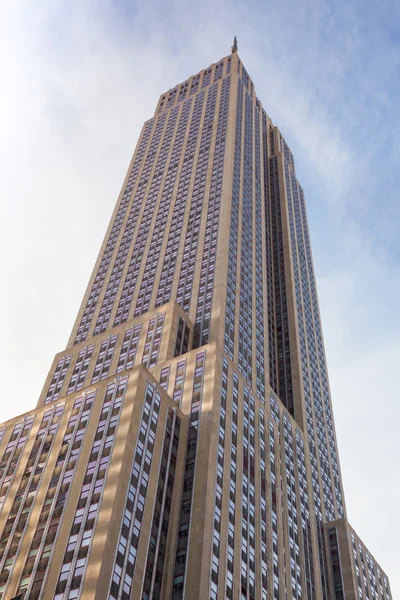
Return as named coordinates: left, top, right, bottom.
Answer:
left=0, top=42, right=392, bottom=600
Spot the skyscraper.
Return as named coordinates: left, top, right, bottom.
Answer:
left=0, top=42, right=392, bottom=600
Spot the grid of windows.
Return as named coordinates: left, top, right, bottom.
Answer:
left=53, top=378, right=128, bottom=600
left=189, top=74, right=200, bottom=96
left=142, top=313, right=165, bottom=368
left=254, top=106, right=266, bottom=399
left=241, top=389, right=256, bottom=600
left=0, top=404, right=64, bottom=598
left=176, top=83, right=218, bottom=313
left=74, top=119, right=154, bottom=344
left=16, top=392, right=95, bottom=599
left=269, top=418, right=280, bottom=599
left=352, top=534, right=366, bottom=599
left=299, top=185, right=344, bottom=516
left=165, top=87, right=178, bottom=110
left=202, top=67, right=212, bottom=89
left=296, top=433, right=316, bottom=599
left=141, top=408, right=180, bottom=600
left=282, top=416, right=302, bottom=599
left=193, top=75, right=230, bottom=348
left=209, top=359, right=228, bottom=600
left=45, top=355, right=72, bottom=404
left=224, top=79, right=243, bottom=359
left=258, top=408, right=268, bottom=600
left=135, top=98, right=193, bottom=318
left=269, top=396, right=280, bottom=600
left=171, top=351, right=205, bottom=599
left=241, top=66, right=250, bottom=90
left=225, top=372, right=239, bottom=600
left=238, top=90, right=254, bottom=384
left=108, top=383, right=161, bottom=600
left=116, top=324, right=142, bottom=373
left=155, top=92, right=205, bottom=308
left=113, top=107, right=179, bottom=327
left=213, top=60, right=225, bottom=82
left=0, top=416, right=35, bottom=513
left=172, top=360, right=186, bottom=406
left=91, top=334, right=118, bottom=384
left=350, top=530, right=391, bottom=600
left=93, top=112, right=167, bottom=335
left=177, top=80, right=189, bottom=103
left=66, top=345, right=94, bottom=395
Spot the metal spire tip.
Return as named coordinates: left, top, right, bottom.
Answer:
left=232, top=36, right=238, bottom=53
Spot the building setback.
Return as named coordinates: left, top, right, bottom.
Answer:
left=0, top=43, right=392, bottom=600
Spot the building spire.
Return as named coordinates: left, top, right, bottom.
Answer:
left=232, top=36, right=238, bottom=53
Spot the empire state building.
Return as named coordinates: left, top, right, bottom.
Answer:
left=0, top=41, right=392, bottom=600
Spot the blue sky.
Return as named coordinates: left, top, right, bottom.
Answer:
left=0, top=0, right=399, bottom=593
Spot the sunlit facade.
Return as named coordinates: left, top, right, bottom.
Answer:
left=0, top=45, right=392, bottom=600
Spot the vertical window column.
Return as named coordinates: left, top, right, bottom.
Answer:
left=176, top=84, right=218, bottom=314
left=254, top=106, right=265, bottom=399
left=16, top=392, right=95, bottom=599
left=91, top=334, right=118, bottom=384
left=155, top=92, right=205, bottom=308
left=224, top=81, right=243, bottom=359
left=269, top=398, right=280, bottom=600
left=174, top=318, right=190, bottom=358
left=142, top=313, right=165, bottom=368
left=159, top=366, right=171, bottom=391
left=0, top=405, right=64, bottom=597
left=193, top=76, right=231, bottom=348
left=67, top=346, right=94, bottom=395
left=225, top=373, right=239, bottom=600
left=108, top=383, right=161, bottom=600
left=44, top=355, right=72, bottom=404
left=282, top=417, right=302, bottom=599
left=172, top=361, right=186, bottom=407
left=116, top=324, right=142, bottom=373
left=259, top=409, right=268, bottom=600
left=0, top=417, right=35, bottom=512
left=238, top=91, right=254, bottom=385
left=54, top=378, right=128, bottom=600
left=209, top=359, right=228, bottom=600
left=141, top=408, right=181, bottom=600
left=240, top=390, right=256, bottom=600
left=171, top=351, right=206, bottom=600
